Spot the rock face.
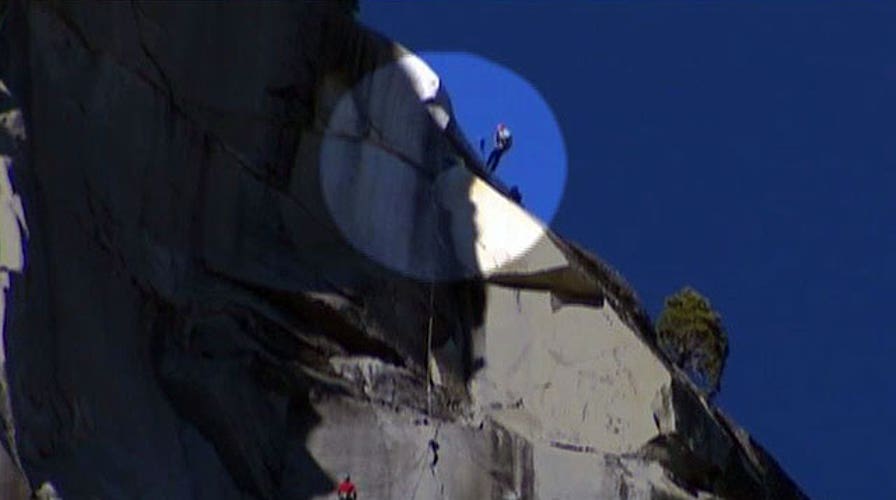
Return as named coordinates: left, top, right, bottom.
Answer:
left=0, top=2, right=806, bottom=499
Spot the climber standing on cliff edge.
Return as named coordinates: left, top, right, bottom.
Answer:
left=336, top=473, right=357, bottom=500
left=485, top=123, right=513, bottom=173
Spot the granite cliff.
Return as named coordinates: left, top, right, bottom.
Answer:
left=0, top=2, right=805, bottom=499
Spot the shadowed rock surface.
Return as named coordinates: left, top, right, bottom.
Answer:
left=0, top=2, right=806, bottom=499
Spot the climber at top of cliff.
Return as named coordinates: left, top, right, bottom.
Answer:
left=509, top=185, right=523, bottom=206
left=336, top=473, right=357, bottom=500
left=397, top=51, right=520, bottom=199
left=485, top=123, right=513, bottom=173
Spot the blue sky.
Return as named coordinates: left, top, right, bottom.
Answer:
left=361, top=2, right=896, bottom=498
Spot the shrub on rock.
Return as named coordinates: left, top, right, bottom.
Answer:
left=657, top=287, right=729, bottom=398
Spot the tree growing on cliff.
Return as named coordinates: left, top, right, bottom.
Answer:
left=657, top=287, right=729, bottom=398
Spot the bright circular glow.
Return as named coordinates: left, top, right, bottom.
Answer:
left=318, top=50, right=566, bottom=282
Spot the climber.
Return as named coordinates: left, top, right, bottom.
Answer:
left=336, top=473, right=357, bottom=500
left=485, top=123, right=513, bottom=173
left=509, top=185, right=523, bottom=206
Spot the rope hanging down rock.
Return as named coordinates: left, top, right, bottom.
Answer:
left=426, top=281, right=434, bottom=417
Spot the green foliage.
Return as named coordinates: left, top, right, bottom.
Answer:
left=657, top=287, right=729, bottom=398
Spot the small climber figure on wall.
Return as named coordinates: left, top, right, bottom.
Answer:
left=483, top=122, right=513, bottom=173
left=336, top=473, right=357, bottom=500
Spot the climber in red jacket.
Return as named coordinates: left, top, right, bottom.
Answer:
left=336, top=473, right=357, bottom=500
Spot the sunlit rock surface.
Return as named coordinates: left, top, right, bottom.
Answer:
left=0, top=77, right=31, bottom=500
left=0, top=2, right=805, bottom=499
